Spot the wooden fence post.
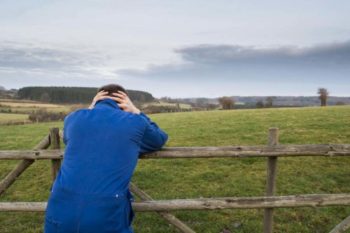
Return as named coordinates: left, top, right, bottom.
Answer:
left=263, top=127, right=279, bottom=233
left=49, top=128, right=61, bottom=181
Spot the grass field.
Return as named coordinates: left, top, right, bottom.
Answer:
left=0, top=105, right=349, bottom=233
left=0, top=113, right=29, bottom=125
left=142, top=100, right=193, bottom=109
left=0, top=100, right=75, bottom=114
left=0, top=99, right=193, bottom=115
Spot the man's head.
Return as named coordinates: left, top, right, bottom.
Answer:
left=97, top=84, right=128, bottom=97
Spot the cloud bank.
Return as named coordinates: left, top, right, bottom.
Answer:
left=1, top=40, right=349, bottom=97
left=116, top=40, right=350, bottom=97
left=0, top=43, right=115, bottom=78
left=119, top=40, right=350, bottom=77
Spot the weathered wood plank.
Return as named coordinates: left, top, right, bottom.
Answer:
left=329, top=215, right=350, bottom=233
left=0, top=160, right=34, bottom=196
left=0, top=150, right=63, bottom=160
left=0, top=135, right=50, bottom=196
left=1, top=144, right=350, bottom=160
left=33, top=135, right=51, bottom=151
left=130, top=183, right=196, bottom=233
left=264, top=128, right=279, bottom=233
left=49, top=128, right=61, bottom=181
left=1, top=194, right=349, bottom=212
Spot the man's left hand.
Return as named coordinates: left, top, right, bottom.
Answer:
left=112, top=91, right=141, bottom=114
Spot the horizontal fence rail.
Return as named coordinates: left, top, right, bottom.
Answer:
left=1, top=193, right=350, bottom=212
left=0, top=144, right=350, bottom=160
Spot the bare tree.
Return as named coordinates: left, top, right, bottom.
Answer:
left=256, top=100, right=264, bottom=108
left=317, top=88, right=329, bottom=106
left=40, top=92, right=51, bottom=103
left=336, top=101, right=345, bottom=105
left=265, top=96, right=276, bottom=107
left=218, top=96, right=235, bottom=109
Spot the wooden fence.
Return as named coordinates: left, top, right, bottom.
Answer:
left=0, top=127, right=349, bottom=233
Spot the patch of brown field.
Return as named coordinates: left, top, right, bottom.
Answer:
left=0, top=102, right=62, bottom=108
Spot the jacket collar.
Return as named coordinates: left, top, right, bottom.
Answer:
left=93, top=98, right=123, bottom=110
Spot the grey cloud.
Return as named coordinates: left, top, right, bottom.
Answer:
left=176, top=41, right=350, bottom=66
left=118, top=40, right=350, bottom=78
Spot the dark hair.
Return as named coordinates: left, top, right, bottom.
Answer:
left=97, top=84, right=128, bottom=96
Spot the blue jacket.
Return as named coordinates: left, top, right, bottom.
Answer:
left=45, top=98, right=168, bottom=232
left=52, top=98, right=168, bottom=195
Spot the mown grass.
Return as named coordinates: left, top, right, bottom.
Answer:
left=0, top=100, right=76, bottom=115
left=142, top=101, right=192, bottom=109
left=0, top=106, right=349, bottom=233
left=0, top=113, right=29, bottom=124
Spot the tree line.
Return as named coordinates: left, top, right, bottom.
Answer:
left=219, top=87, right=332, bottom=110
left=16, top=86, right=155, bottom=104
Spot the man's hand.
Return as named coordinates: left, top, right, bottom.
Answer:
left=112, top=91, right=141, bottom=114
left=88, top=90, right=120, bottom=109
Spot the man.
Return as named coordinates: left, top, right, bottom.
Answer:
left=44, top=84, right=168, bottom=233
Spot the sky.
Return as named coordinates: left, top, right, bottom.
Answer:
left=0, top=0, right=349, bottom=98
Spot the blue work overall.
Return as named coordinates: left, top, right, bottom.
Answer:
left=44, top=98, right=168, bottom=233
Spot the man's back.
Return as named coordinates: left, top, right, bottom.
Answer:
left=52, top=98, right=168, bottom=195
left=45, top=98, right=168, bottom=233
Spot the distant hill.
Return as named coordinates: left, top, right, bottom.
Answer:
left=16, top=86, right=155, bottom=104
left=0, top=86, right=17, bottom=99
left=3, top=85, right=349, bottom=108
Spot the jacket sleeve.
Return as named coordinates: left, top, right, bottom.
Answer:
left=63, top=126, right=68, bottom=145
left=138, top=112, right=168, bottom=156
left=62, top=112, right=74, bottom=145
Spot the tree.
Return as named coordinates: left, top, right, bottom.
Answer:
left=40, top=92, right=51, bottom=103
left=195, top=98, right=206, bottom=108
left=317, top=88, right=329, bottom=106
left=335, top=101, right=345, bottom=105
left=218, top=96, right=235, bottom=109
left=205, top=103, right=219, bottom=110
left=265, top=96, right=276, bottom=107
left=256, top=100, right=264, bottom=108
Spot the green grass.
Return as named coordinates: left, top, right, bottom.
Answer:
left=0, top=105, right=350, bottom=233
left=0, top=100, right=76, bottom=114
left=0, top=106, right=71, bottom=114
left=142, top=100, right=192, bottom=109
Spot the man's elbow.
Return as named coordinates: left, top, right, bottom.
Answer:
left=155, top=131, right=168, bottom=150
left=140, top=131, right=168, bottom=155
left=160, top=131, right=168, bottom=148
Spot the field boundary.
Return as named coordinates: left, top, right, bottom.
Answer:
left=0, top=127, right=349, bottom=233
